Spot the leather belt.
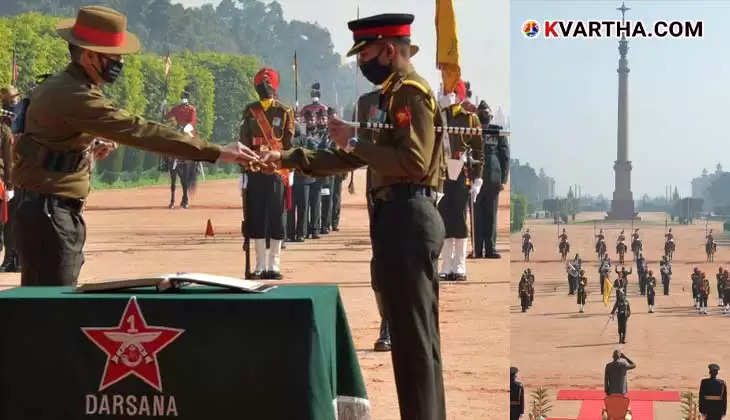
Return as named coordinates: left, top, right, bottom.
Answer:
left=17, top=136, right=91, bottom=173
left=370, top=183, right=436, bottom=203
left=19, top=189, right=85, bottom=213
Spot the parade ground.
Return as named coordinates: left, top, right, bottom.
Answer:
left=511, top=211, right=730, bottom=419
left=0, top=169, right=509, bottom=420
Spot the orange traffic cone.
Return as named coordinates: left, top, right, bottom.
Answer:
left=205, top=219, right=215, bottom=237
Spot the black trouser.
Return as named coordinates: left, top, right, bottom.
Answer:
left=437, top=173, right=468, bottom=239
left=700, top=296, right=708, bottom=308
left=647, top=291, right=655, bottom=306
left=308, top=181, right=322, bottom=234
left=331, top=175, right=343, bottom=229
left=638, top=271, right=646, bottom=295
left=577, top=292, right=586, bottom=305
left=724, top=291, right=730, bottom=306
left=475, top=184, right=500, bottom=257
left=520, top=293, right=529, bottom=312
left=13, top=190, right=86, bottom=286
left=320, top=176, right=333, bottom=231
left=246, top=173, right=285, bottom=240
left=371, top=191, right=446, bottom=420
left=1, top=197, right=18, bottom=265
left=662, top=274, right=670, bottom=295
left=617, top=314, right=627, bottom=339
left=599, top=274, right=605, bottom=294
left=169, top=162, right=192, bottom=206
left=290, top=183, right=310, bottom=238
left=568, top=275, right=575, bottom=294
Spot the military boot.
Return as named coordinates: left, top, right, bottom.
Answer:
left=373, top=319, right=391, bottom=352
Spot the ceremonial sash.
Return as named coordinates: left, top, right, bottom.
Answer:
left=249, top=106, right=291, bottom=209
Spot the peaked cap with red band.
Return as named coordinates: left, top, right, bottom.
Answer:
left=346, top=13, right=419, bottom=57
left=254, top=68, right=280, bottom=91
left=56, top=6, right=141, bottom=54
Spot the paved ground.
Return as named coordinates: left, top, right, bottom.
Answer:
left=0, top=169, right=509, bottom=419
left=511, top=211, right=730, bottom=419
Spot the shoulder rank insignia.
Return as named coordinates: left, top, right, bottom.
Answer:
left=395, top=107, right=411, bottom=128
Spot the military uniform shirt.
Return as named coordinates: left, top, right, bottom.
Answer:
left=699, top=377, right=727, bottom=417
left=239, top=100, right=294, bottom=157
left=281, top=65, right=445, bottom=191
left=14, top=63, right=221, bottom=199
left=445, top=104, right=483, bottom=176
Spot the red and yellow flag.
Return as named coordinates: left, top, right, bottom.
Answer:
left=435, top=0, right=460, bottom=93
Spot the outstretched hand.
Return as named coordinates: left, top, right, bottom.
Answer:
left=328, top=116, right=355, bottom=149
left=218, top=143, right=260, bottom=165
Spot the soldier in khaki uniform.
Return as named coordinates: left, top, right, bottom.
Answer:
left=11, top=6, right=257, bottom=286
left=262, top=14, right=447, bottom=419
left=437, top=79, right=483, bottom=281
left=238, top=67, right=294, bottom=280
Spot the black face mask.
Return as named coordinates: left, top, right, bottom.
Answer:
left=99, top=56, right=124, bottom=84
left=359, top=48, right=392, bottom=86
left=255, top=83, right=275, bottom=99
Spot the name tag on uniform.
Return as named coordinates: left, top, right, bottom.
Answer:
left=272, top=117, right=282, bottom=127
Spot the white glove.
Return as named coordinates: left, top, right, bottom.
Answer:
left=321, top=188, right=330, bottom=196
left=238, top=174, right=247, bottom=191
left=470, top=178, right=483, bottom=203
left=4, top=189, right=13, bottom=201
left=438, top=92, right=456, bottom=109
left=288, top=172, right=294, bottom=186
left=435, top=192, right=445, bottom=205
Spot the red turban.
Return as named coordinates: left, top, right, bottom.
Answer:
left=453, top=79, right=466, bottom=102
left=254, top=67, right=280, bottom=91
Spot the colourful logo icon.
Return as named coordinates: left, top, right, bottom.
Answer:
left=523, top=20, right=540, bottom=38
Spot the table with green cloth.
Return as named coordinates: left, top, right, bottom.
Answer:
left=0, top=285, right=370, bottom=420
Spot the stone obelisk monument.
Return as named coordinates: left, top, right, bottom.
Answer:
left=607, top=1, right=638, bottom=220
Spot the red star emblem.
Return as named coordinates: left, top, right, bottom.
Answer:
left=82, top=297, right=184, bottom=392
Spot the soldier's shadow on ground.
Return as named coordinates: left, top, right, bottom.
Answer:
left=555, top=342, right=618, bottom=349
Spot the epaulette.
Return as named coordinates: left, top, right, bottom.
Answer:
left=391, top=78, right=436, bottom=112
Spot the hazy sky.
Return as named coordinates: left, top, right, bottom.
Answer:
left=512, top=0, right=729, bottom=198
left=176, top=0, right=509, bottom=114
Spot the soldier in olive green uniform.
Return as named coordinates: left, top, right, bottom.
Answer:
left=475, top=100, right=509, bottom=258
left=353, top=87, right=392, bottom=352
left=437, top=79, right=483, bottom=281
left=263, top=14, right=446, bottom=419
left=12, top=6, right=257, bottom=286
left=238, top=67, right=294, bottom=280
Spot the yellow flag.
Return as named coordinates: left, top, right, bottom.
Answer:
left=603, top=277, right=613, bottom=307
left=436, top=0, right=460, bottom=92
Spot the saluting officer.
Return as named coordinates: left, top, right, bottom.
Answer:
left=438, top=79, right=483, bottom=280
left=12, top=6, right=255, bottom=286
left=699, top=363, right=727, bottom=420
left=474, top=100, right=509, bottom=259
left=239, top=67, right=295, bottom=280
left=262, top=14, right=447, bottom=419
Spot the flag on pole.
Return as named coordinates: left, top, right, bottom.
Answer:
left=435, top=0, right=460, bottom=92
left=163, top=55, right=172, bottom=79
left=293, top=50, right=299, bottom=112
left=603, top=277, right=613, bottom=307
left=11, top=49, right=19, bottom=85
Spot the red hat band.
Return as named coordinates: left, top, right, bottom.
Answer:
left=72, top=22, right=126, bottom=47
